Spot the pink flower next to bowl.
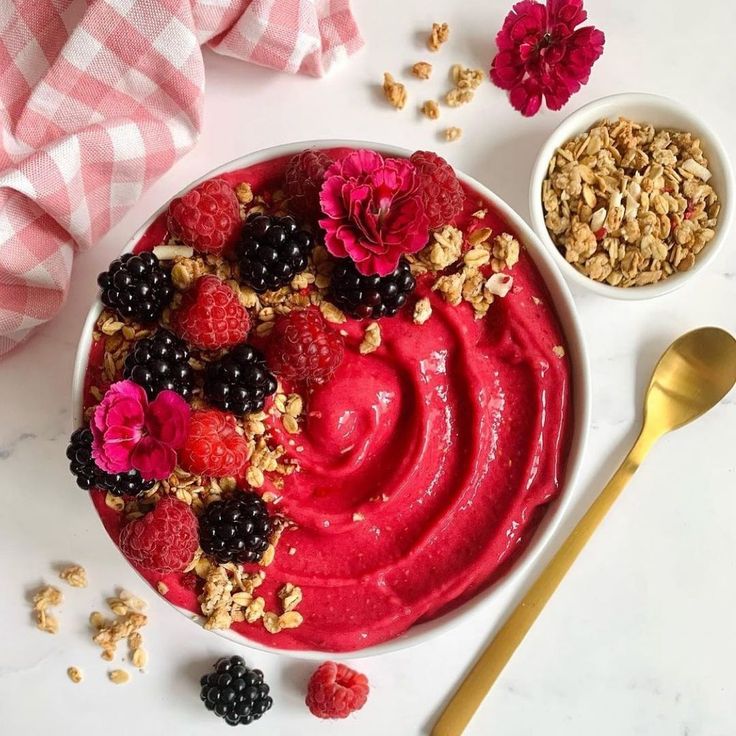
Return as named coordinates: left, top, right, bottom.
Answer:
left=70, top=142, right=588, bottom=656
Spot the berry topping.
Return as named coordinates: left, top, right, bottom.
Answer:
left=305, top=661, right=369, bottom=719
left=199, top=493, right=273, bottom=565
left=200, top=656, right=273, bottom=726
left=266, top=307, right=344, bottom=386
left=119, top=496, right=199, bottom=574
left=123, top=329, right=194, bottom=400
left=179, top=408, right=249, bottom=477
left=283, top=149, right=332, bottom=221
left=330, top=257, right=416, bottom=319
left=236, top=214, right=313, bottom=293
left=410, top=151, right=465, bottom=229
left=167, top=178, right=241, bottom=256
left=204, top=344, right=277, bottom=415
left=97, top=251, right=173, bottom=323
left=171, top=275, right=250, bottom=351
left=67, top=428, right=156, bottom=496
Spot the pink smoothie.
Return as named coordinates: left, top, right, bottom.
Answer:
left=86, top=149, right=573, bottom=652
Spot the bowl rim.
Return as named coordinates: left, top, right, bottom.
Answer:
left=528, top=92, right=735, bottom=300
left=72, top=139, right=592, bottom=660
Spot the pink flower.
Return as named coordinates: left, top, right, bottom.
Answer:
left=318, top=149, right=430, bottom=276
left=490, top=0, right=605, bottom=116
left=91, top=380, right=189, bottom=481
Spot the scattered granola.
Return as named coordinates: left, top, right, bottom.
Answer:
left=411, top=61, right=432, bottom=79
left=32, top=585, right=63, bottom=634
left=382, top=73, right=407, bottom=110
left=444, top=126, right=462, bottom=142
left=413, top=297, right=433, bottom=325
left=108, top=669, right=130, bottom=685
left=59, top=564, right=87, bottom=588
left=427, top=22, right=449, bottom=52
left=542, top=117, right=719, bottom=287
left=422, top=100, right=440, bottom=120
left=359, top=322, right=381, bottom=355
left=67, top=666, right=83, bottom=684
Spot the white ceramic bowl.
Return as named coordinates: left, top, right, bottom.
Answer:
left=529, top=93, right=734, bottom=300
left=72, top=140, right=591, bottom=659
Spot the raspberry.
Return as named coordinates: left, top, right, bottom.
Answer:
left=179, top=409, right=249, bottom=477
left=283, top=149, right=332, bottom=222
left=410, top=151, right=465, bottom=229
left=305, top=661, right=369, bottom=719
left=172, top=275, right=250, bottom=351
left=265, top=307, right=344, bottom=386
left=119, top=496, right=199, bottom=574
left=167, top=178, right=241, bottom=256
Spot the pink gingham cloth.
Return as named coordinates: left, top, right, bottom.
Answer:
left=0, top=0, right=362, bottom=356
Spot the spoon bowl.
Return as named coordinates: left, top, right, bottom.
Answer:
left=645, top=327, right=736, bottom=437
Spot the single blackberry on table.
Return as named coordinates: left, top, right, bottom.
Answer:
left=204, top=344, right=277, bottom=415
left=97, top=251, right=173, bottom=323
left=123, top=329, right=194, bottom=400
left=199, top=493, right=273, bottom=565
left=330, top=257, right=416, bottom=319
left=236, top=214, right=313, bottom=293
left=200, top=656, right=273, bottom=726
left=66, top=428, right=155, bottom=496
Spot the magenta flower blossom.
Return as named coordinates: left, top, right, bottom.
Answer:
left=490, top=0, right=605, bottom=116
left=91, top=380, right=189, bottom=481
left=318, top=149, right=430, bottom=276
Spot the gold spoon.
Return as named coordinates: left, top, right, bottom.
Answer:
left=432, top=326, right=736, bottom=736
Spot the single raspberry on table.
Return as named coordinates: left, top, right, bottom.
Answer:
left=305, top=661, right=369, bottom=719
left=171, top=275, right=250, bottom=351
left=410, top=151, right=465, bottom=229
left=283, top=149, right=332, bottom=222
left=167, top=178, right=241, bottom=255
left=119, top=497, right=199, bottom=574
left=265, top=307, right=344, bottom=386
left=179, top=409, right=250, bottom=477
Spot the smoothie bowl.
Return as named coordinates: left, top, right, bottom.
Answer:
left=71, top=141, right=590, bottom=657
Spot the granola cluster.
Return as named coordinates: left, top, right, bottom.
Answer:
left=542, top=117, right=720, bottom=287
left=407, top=219, right=519, bottom=320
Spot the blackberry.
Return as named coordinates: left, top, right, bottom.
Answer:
left=236, top=214, right=313, bottom=293
left=97, top=251, right=173, bottom=323
left=199, top=494, right=272, bottom=565
left=330, top=257, right=416, bottom=319
left=200, top=656, right=273, bottom=726
left=204, top=344, right=277, bottom=415
left=123, top=329, right=194, bottom=400
left=66, top=428, right=155, bottom=496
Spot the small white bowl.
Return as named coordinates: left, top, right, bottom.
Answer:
left=73, top=140, right=591, bottom=659
left=529, top=93, right=734, bottom=300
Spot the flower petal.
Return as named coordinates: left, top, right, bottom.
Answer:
left=146, top=390, right=190, bottom=448
left=131, top=436, right=177, bottom=481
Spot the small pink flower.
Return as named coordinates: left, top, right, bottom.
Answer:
left=91, top=380, right=189, bottom=481
left=318, top=149, right=430, bottom=276
left=490, top=0, right=605, bottom=116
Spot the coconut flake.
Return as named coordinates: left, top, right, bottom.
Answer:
left=152, top=244, right=194, bottom=260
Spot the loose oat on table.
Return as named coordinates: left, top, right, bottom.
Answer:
left=411, top=61, right=432, bottom=79
left=32, top=584, right=63, bottom=634
left=427, top=22, right=449, bottom=51
left=542, top=116, right=719, bottom=287
left=67, top=666, right=83, bottom=684
left=444, top=126, right=462, bottom=142
left=421, top=100, right=440, bottom=120
left=382, top=72, right=407, bottom=110
left=59, top=564, right=87, bottom=588
left=108, top=669, right=130, bottom=685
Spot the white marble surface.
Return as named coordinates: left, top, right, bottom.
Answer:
left=1, top=1, right=734, bottom=733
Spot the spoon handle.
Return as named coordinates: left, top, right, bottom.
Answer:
left=431, top=427, right=658, bottom=736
